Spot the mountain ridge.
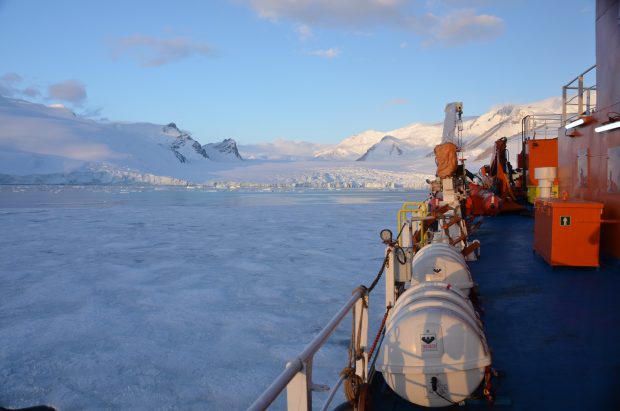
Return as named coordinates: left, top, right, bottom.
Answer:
left=317, top=97, right=562, bottom=162
left=0, top=95, right=243, bottom=183
left=0, top=94, right=564, bottom=186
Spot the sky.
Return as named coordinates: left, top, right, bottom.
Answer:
left=0, top=0, right=595, bottom=145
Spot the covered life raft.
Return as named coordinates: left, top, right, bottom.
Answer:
left=375, top=282, right=491, bottom=407
left=409, top=243, right=474, bottom=293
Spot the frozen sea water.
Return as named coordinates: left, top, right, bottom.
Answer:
left=0, top=186, right=426, bottom=410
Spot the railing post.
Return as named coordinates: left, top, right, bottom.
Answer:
left=354, top=291, right=369, bottom=380
left=578, top=75, right=584, bottom=115
left=385, top=247, right=396, bottom=308
left=401, top=220, right=412, bottom=248
left=286, top=358, right=312, bottom=411
left=250, top=290, right=364, bottom=411
left=562, top=86, right=567, bottom=124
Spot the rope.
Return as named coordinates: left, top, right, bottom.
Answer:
left=430, top=376, right=461, bottom=405
left=340, top=367, right=364, bottom=403
left=483, top=365, right=494, bottom=403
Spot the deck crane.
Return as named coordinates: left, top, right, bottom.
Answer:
left=427, top=102, right=480, bottom=259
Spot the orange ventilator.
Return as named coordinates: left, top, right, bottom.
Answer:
left=527, top=139, right=558, bottom=186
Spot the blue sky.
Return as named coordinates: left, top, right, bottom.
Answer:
left=0, top=0, right=595, bottom=144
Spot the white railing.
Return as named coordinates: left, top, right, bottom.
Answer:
left=521, top=114, right=563, bottom=142
left=562, top=64, right=597, bottom=124
left=249, top=219, right=420, bottom=410
left=248, top=286, right=368, bottom=411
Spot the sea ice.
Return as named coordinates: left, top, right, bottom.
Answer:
left=0, top=187, right=426, bottom=410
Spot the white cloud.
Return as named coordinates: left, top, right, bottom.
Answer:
left=296, top=24, right=313, bottom=41
left=1, top=72, right=22, bottom=83
left=245, top=0, right=406, bottom=26
left=0, top=72, right=44, bottom=99
left=309, top=47, right=341, bottom=59
left=48, top=80, right=87, bottom=103
left=113, top=35, right=214, bottom=67
left=400, top=41, right=408, bottom=48
left=240, top=0, right=504, bottom=46
left=423, top=9, right=504, bottom=46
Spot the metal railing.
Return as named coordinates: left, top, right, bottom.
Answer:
left=248, top=287, right=368, bottom=411
left=521, top=114, right=563, bottom=142
left=397, top=202, right=428, bottom=247
left=562, top=64, right=597, bottom=124
left=250, top=205, right=426, bottom=410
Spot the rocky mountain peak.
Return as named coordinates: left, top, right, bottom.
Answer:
left=203, top=138, right=243, bottom=161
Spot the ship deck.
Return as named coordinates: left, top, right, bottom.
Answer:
left=369, top=213, right=620, bottom=410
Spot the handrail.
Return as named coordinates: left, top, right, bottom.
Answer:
left=248, top=287, right=366, bottom=411
left=249, top=361, right=304, bottom=411
left=562, top=64, right=597, bottom=124
left=564, top=64, right=596, bottom=87
left=397, top=202, right=428, bottom=247
left=520, top=114, right=563, bottom=142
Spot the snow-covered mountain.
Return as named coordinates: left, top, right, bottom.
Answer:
left=203, top=138, right=243, bottom=161
left=0, top=93, right=564, bottom=187
left=357, top=135, right=429, bottom=161
left=162, top=122, right=209, bottom=162
left=316, top=97, right=563, bottom=162
left=0, top=95, right=243, bottom=184
left=314, top=129, right=386, bottom=160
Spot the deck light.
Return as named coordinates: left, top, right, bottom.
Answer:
left=595, top=114, right=620, bottom=133
left=565, top=118, right=585, bottom=129
left=565, top=115, right=593, bottom=130
left=380, top=229, right=393, bottom=243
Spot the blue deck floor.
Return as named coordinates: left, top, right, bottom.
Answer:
left=371, top=214, right=620, bottom=410
left=473, top=214, right=620, bottom=410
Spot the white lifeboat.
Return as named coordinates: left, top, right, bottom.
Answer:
left=410, top=243, right=474, bottom=293
left=391, top=282, right=482, bottom=329
left=376, top=282, right=491, bottom=407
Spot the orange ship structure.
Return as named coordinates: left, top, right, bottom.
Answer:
left=552, top=0, right=620, bottom=261
left=469, top=0, right=619, bottom=262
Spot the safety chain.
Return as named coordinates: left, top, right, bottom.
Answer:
left=366, top=305, right=391, bottom=362
left=367, top=249, right=391, bottom=293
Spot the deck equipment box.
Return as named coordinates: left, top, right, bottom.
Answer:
left=534, top=199, right=604, bottom=267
